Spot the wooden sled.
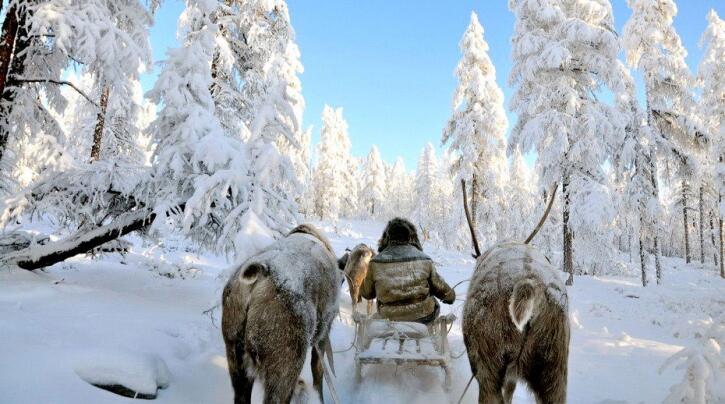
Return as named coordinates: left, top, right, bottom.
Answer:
left=352, top=312, right=457, bottom=389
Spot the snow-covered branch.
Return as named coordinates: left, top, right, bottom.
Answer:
left=15, top=78, right=99, bottom=107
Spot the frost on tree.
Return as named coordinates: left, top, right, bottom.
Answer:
left=442, top=11, right=508, bottom=246
left=413, top=143, right=454, bottom=244
left=698, top=10, right=724, bottom=277
left=314, top=105, right=357, bottom=222
left=0, top=0, right=152, bottom=194
left=146, top=0, right=303, bottom=256
left=0, top=0, right=154, bottom=231
left=508, top=0, right=628, bottom=285
left=624, top=0, right=708, bottom=278
left=362, top=145, right=386, bottom=217
left=386, top=157, right=413, bottom=218
left=289, top=126, right=314, bottom=218
left=216, top=0, right=305, bottom=228
left=615, top=71, right=662, bottom=286
left=623, top=0, right=704, bottom=162
left=147, top=0, right=248, bottom=255
left=505, top=146, right=537, bottom=242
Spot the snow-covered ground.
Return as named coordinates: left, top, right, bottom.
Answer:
left=1, top=220, right=723, bottom=403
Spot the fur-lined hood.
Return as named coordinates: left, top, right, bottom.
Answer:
left=377, top=217, right=423, bottom=253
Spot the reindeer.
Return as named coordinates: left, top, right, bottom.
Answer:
left=341, top=243, right=375, bottom=314
left=460, top=180, right=570, bottom=404
left=222, top=224, right=340, bottom=404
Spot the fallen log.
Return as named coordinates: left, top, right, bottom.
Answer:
left=2, top=208, right=155, bottom=270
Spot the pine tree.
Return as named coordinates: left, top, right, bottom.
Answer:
left=290, top=126, right=313, bottom=217
left=506, top=146, right=537, bottom=241
left=442, top=11, right=508, bottom=245
left=624, top=0, right=707, bottom=277
left=210, top=0, right=304, bottom=236
left=698, top=10, right=724, bottom=277
left=314, top=105, right=356, bottom=222
left=508, top=0, right=627, bottom=285
left=362, top=145, right=386, bottom=217
left=386, top=157, right=413, bottom=218
left=412, top=144, right=458, bottom=246
left=147, top=0, right=253, bottom=254
left=414, top=143, right=440, bottom=240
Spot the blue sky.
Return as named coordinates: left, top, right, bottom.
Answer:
left=142, top=0, right=723, bottom=169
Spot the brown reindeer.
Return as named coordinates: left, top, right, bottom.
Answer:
left=222, top=224, right=340, bottom=404
left=342, top=243, right=375, bottom=314
left=461, top=181, right=570, bottom=404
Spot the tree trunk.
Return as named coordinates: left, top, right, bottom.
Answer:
left=470, top=173, right=478, bottom=230
left=0, top=1, right=30, bottom=165
left=628, top=225, right=632, bottom=264
left=699, top=185, right=705, bottom=265
left=644, top=83, right=663, bottom=282
left=461, top=179, right=481, bottom=258
left=653, top=232, right=663, bottom=284
left=639, top=216, right=647, bottom=287
left=717, top=192, right=725, bottom=278
left=563, top=173, right=574, bottom=286
left=682, top=181, right=690, bottom=263
left=709, top=212, right=718, bottom=267
left=90, top=84, right=110, bottom=161
left=0, top=3, right=18, bottom=99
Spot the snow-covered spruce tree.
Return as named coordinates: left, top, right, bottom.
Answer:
left=314, top=105, right=357, bottom=222
left=413, top=143, right=441, bottom=241
left=290, top=126, right=314, bottom=218
left=698, top=10, right=724, bottom=277
left=246, top=0, right=304, bottom=219
left=505, top=146, right=537, bottom=242
left=210, top=0, right=304, bottom=235
left=508, top=0, right=627, bottom=285
left=412, top=143, right=457, bottom=246
left=442, top=11, right=508, bottom=246
left=386, top=157, right=413, bottom=218
left=211, top=0, right=303, bottom=143
left=361, top=145, right=386, bottom=218
left=624, top=0, right=707, bottom=271
left=147, top=0, right=258, bottom=256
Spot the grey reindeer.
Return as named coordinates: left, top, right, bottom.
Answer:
left=460, top=181, right=570, bottom=404
left=222, top=224, right=340, bottom=404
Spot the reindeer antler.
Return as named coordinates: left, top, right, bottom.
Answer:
left=524, top=182, right=559, bottom=245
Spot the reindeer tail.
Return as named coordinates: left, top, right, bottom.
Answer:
left=508, top=279, right=542, bottom=332
left=241, top=263, right=267, bottom=284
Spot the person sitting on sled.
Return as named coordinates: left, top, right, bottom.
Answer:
left=360, top=217, right=455, bottom=324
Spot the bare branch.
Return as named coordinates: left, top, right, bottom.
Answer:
left=14, top=77, right=98, bottom=107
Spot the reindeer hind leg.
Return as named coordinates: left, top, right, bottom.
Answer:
left=311, top=345, right=324, bottom=403
left=225, top=341, right=254, bottom=404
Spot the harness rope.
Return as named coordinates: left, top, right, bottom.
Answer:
left=457, top=374, right=475, bottom=404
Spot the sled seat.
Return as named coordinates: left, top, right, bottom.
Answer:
left=352, top=312, right=456, bottom=389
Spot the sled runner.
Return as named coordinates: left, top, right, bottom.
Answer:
left=352, top=312, right=457, bottom=389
